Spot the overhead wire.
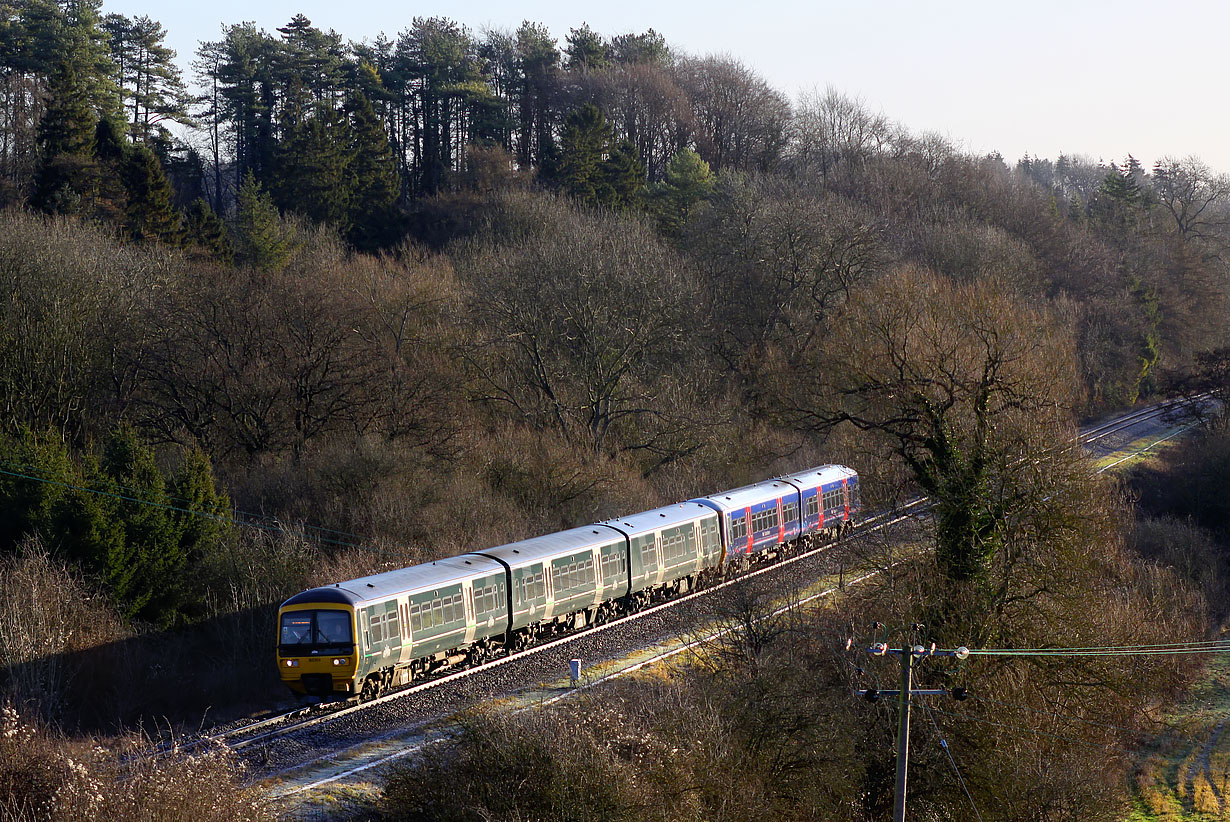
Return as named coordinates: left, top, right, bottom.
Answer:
left=923, top=703, right=984, bottom=822
left=967, top=640, right=1230, bottom=658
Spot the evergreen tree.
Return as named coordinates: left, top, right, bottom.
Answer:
left=554, top=103, right=611, bottom=201
left=609, top=29, right=669, bottom=65
left=1091, top=161, right=1143, bottom=232
left=30, top=58, right=97, bottom=213
left=564, top=24, right=609, bottom=71
left=598, top=138, right=645, bottom=211
left=168, top=446, right=230, bottom=571
left=121, top=143, right=184, bottom=244
left=184, top=198, right=233, bottom=262
left=274, top=101, right=352, bottom=228
left=96, top=425, right=184, bottom=623
left=233, top=172, right=296, bottom=271
left=90, top=114, right=129, bottom=223
left=514, top=22, right=560, bottom=170
left=104, top=14, right=191, bottom=148
left=0, top=429, right=79, bottom=551
left=0, top=428, right=228, bottom=626
left=645, top=148, right=714, bottom=235
left=346, top=91, right=400, bottom=251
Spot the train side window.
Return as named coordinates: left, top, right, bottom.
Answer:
left=783, top=502, right=798, bottom=525
left=731, top=516, right=747, bottom=542
left=386, top=612, right=400, bottom=639
left=369, top=612, right=384, bottom=644
left=453, top=593, right=464, bottom=622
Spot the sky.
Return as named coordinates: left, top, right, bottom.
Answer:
left=103, top=0, right=1230, bottom=173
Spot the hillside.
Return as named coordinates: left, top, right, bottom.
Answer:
left=1, top=3, right=1230, bottom=820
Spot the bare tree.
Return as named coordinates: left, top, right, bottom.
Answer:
left=788, top=85, right=893, bottom=182
left=461, top=193, right=718, bottom=471
left=1151, top=155, right=1230, bottom=241
left=784, top=265, right=1081, bottom=583
left=673, top=55, right=790, bottom=173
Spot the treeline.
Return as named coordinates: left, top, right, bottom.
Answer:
left=1, top=3, right=1230, bottom=818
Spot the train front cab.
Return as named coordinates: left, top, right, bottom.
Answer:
left=277, top=591, right=360, bottom=697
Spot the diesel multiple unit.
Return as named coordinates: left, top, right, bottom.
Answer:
left=277, top=464, right=859, bottom=699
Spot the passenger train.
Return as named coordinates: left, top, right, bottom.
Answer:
left=276, top=464, right=859, bottom=699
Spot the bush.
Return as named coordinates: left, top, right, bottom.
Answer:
left=0, top=704, right=270, bottom=822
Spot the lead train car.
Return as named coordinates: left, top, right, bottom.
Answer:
left=277, top=464, right=858, bottom=698
left=278, top=554, right=509, bottom=698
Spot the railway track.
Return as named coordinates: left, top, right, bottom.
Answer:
left=176, top=499, right=928, bottom=758
left=157, top=397, right=1206, bottom=783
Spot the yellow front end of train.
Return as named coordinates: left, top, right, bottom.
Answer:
left=276, top=602, right=359, bottom=697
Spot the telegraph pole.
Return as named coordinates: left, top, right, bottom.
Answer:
left=856, top=636, right=969, bottom=821
left=893, top=645, right=913, bottom=822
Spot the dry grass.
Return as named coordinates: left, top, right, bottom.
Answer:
left=0, top=703, right=271, bottom=822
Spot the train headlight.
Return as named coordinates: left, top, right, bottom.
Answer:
left=284, top=659, right=299, bottom=668
left=332, top=658, right=348, bottom=666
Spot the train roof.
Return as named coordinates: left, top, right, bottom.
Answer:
left=471, top=524, right=626, bottom=568
left=600, top=501, right=717, bottom=537
left=691, top=477, right=800, bottom=514
left=281, top=554, right=506, bottom=608
left=779, top=464, right=857, bottom=490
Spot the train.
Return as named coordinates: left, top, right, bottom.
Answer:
left=276, top=464, right=860, bottom=699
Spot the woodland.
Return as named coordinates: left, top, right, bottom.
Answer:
left=2, top=0, right=1230, bottom=819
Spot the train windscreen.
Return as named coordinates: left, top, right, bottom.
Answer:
left=280, top=609, right=353, bottom=650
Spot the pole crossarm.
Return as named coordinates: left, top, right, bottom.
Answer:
left=853, top=638, right=973, bottom=820
left=866, top=643, right=970, bottom=659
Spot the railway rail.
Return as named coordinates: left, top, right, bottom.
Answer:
left=158, top=397, right=1206, bottom=774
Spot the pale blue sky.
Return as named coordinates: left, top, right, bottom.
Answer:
left=105, top=0, right=1230, bottom=173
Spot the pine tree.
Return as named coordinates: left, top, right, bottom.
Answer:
left=598, top=139, right=645, bottom=211
left=564, top=24, right=609, bottom=71
left=121, top=143, right=184, bottom=244
left=233, top=172, right=295, bottom=271
left=346, top=91, right=400, bottom=251
left=645, top=148, right=714, bottom=235
left=168, top=446, right=230, bottom=574
left=87, top=117, right=137, bottom=227
left=30, top=58, right=98, bottom=213
left=97, top=426, right=185, bottom=623
left=184, top=198, right=233, bottom=262
left=554, top=103, right=612, bottom=202
left=274, top=102, right=352, bottom=229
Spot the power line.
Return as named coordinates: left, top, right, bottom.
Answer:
left=923, top=703, right=984, bottom=822
left=968, top=642, right=1230, bottom=658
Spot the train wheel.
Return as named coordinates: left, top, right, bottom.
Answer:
left=360, top=675, right=382, bottom=702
